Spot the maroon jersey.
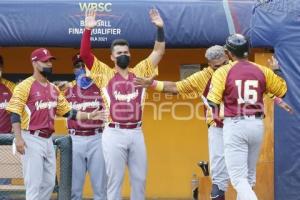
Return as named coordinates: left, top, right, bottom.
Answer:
left=0, top=80, right=13, bottom=133
left=65, top=83, right=103, bottom=130
left=27, top=82, right=62, bottom=132
left=103, top=72, right=145, bottom=123
left=224, top=61, right=266, bottom=116
left=6, top=77, right=71, bottom=133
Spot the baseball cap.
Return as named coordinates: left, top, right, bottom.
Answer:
left=31, top=48, right=56, bottom=62
left=72, top=53, right=83, bottom=67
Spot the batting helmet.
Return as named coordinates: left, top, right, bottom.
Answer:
left=225, top=34, right=249, bottom=58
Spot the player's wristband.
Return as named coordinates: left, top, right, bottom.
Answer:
left=151, top=80, right=164, bottom=92
left=273, top=69, right=284, bottom=78
left=156, top=27, right=165, bottom=42
left=10, top=113, right=21, bottom=124
left=64, top=110, right=78, bottom=120
left=274, top=97, right=283, bottom=105
left=87, top=113, right=90, bottom=120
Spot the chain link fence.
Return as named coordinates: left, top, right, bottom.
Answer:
left=0, top=134, right=72, bottom=200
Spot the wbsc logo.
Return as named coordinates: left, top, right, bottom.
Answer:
left=79, top=2, right=112, bottom=12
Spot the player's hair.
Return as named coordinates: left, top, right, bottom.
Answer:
left=110, top=39, right=129, bottom=52
left=205, top=45, right=225, bottom=61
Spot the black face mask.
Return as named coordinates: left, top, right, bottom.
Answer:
left=116, top=55, right=130, bottom=69
left=40, top=67, right=53, bottom=79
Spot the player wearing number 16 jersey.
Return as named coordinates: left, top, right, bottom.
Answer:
left=207, top=34, right=287, bottom=200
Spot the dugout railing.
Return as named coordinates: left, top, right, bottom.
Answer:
left=0, top=134, right=72, bottom=200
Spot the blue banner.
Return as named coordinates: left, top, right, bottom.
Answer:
left=0, top=0, right=254, bottom=48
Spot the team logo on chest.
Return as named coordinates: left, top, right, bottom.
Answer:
left=114, top=90, right=139, bottom=102
left=70, top=99, right=101, bottom=111
left=35, top=100, right=57, bottom=111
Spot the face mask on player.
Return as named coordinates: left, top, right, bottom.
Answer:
left=39, top=67, right=53, bottom=79
left=116, top=55, right=130, bottom=69
left=74, top=68, right=93, bottom=89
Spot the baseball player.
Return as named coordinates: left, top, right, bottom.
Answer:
left=0, top=55, right=15, bottom=134
left=207, top=34, right=287, bottom=200
left=64, top=54, right=107, bottom=200
left=6, top=48, right=107, bottom=200
left=135, top=45, right=229, bottom=200
left=134, top=45, right=292, bottom=200
left=80, top=8, right=165, bottom=200
left=0, top=55, right=15, bottom=186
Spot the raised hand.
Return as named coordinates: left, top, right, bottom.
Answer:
left=268, top=55, right=280, bottom=70
left=89, top=109, right=109, bottom=121
left=53, top=81, right=69, bottom=91
left=149, top=9, right=164, bottom=28
left=85, top=9, right=97, bottom=30
left=278, top=100, right=294, bottom=114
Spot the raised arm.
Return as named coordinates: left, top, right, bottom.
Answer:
left=264, top=66, right=287, bottom=98
left=134, top=76, right=178, bottom=94
left=148, top=9, right=165, bottom=67
left=134, top=68, right=213, bottom=98
left=80, top=9, right=97, bottom=69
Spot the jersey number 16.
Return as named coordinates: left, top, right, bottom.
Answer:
left=235, top=80, right=259, bottom=104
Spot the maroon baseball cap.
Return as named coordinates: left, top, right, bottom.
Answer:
left=72, top=53, right=83, bottom=67
left=31, top=48, right=56, bottom=62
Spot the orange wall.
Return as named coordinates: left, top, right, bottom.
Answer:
left=0, top=47, right=267, bottom=198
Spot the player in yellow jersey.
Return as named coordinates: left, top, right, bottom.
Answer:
left=80, top=9, right=165, bottom=200
left=207, top=34, right=287, bottom=200
left=6, top=48, right=107, bottom=200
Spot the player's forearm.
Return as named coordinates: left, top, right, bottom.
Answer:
left=76, top=111, right=94, bottom=120
left=152, top=42, right=165, bottom=61
left=10, top=113, right=21, bottom=136
left=207, top=100, right=220, bottom=120
left=12, top=123, right=21, bottom=139
left=63, top=109, right=90, bottom=120
left=163, top=81, right=178, bottom=94
left=149, top=27, right=165, bottom=66
left=151, top=80, right=178, bottom=94
left=153, top=27, right=165, bottom=55
left=80, top=29, right=94, bottom=69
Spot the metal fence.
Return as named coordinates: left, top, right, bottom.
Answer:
left=0, top=134, right=72, bottom=200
